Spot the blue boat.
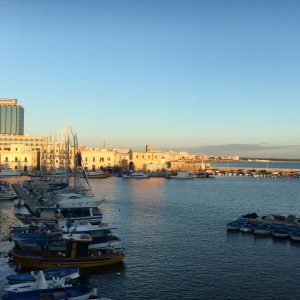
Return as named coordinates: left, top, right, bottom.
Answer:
left=254, top=225, right=271, bottom=236
left=2, top=285, right=93, bottom=300
left=272, top=229, right=289, bottom=238
left=240, top=223, right=255, bottom=233
left=290, top=232, right=300, bottom=242
left=226, top=221, right=241, bottom=231
left=7, top=266, right=80, bottom=284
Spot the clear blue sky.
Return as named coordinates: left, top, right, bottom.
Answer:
left=0, top=0, right=300, bottom=158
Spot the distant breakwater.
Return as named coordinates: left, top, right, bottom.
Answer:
left=211, top=166, right=300, bottom=174
left=211, top=161, right=300, bottom=170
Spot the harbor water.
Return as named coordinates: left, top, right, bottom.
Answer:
left=1, top=176, right=300, bottom=299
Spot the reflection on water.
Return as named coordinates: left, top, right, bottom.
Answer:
left=1, top=176, right=300, bottom=299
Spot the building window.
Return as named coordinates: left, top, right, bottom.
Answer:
left=136, top=155, right=138, bottom=158
left=25, top=157, right=27, bottom=162
left=93, top=157, right=95, bottom=162
left=142, top=155, right=144, bottom=158
left=85, top=157, right=88, bottom=162
left=148, top=155, right=150, bottom=159
left=155, top=156, right=157, bottom=159
left=15, top=157, right=18, bottom=162
left=108, top=158, right=110, bottom=161
left=15, top=148, right=18, bottom=151
left=5, top=157, right=8, bottom=162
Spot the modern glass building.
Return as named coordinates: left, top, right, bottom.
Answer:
left=0, top=98, right=24, bottom=135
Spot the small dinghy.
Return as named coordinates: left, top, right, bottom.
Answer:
left=2, top=285, right=93, bottom=300
left=7, top=266, right=79, bottom=284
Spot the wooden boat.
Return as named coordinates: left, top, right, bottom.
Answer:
left=10, top=234, right=124, bottom=269
left=2, top=285, right=93, bottom=300
left=7, top=266, right=80, bottom=284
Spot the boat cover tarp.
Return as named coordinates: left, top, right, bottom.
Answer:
left=242, top=213, right=258, bottom=219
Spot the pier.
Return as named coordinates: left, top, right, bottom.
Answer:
left=11, top=183, right=37, bottom=214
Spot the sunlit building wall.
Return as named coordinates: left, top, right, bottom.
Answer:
left=80, top=147, right=115, bottom=170
left=0, top=144, right=38, bottom=171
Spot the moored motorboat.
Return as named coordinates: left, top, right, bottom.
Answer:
left=15, top=204, right=103, bottom=225
left=84, top=170, right=109, bottom=178
left=2, top=285, right=93, bottom=300
left=5, top=269, right=71, bottom=293
left=196, top=172, right=215, bottom=178
left=290, top=232, right=300, bottom=242
left=240, top=223, right=255, bottom=233
left=254, top=225, right=271, bottom=236
left=272, top=229, right=289, bottom=238
left=122, top=172, right=149, bottom=179
left=226, top=221, right=241, bottom=231
left=168, top=171, right=194, bottom=179
left=7, top=266, right=80, bottom=284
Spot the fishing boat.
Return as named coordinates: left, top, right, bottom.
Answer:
left=122, top=172, right=149, bottom=179
left=10, top=233, right=124, bottom=269
left=84, top=170, right=109, bottom=178
left=7, top=266, right=80, bottom=284
left=10, top=220, right=123, bottom=253
left=64, top=222, right=123, bottom=251
left=2, top=285, right=94, bottom=300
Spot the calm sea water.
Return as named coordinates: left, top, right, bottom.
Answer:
left=1, top=176, right=300, bottom=299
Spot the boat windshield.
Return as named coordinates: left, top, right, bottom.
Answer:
left=92, top=207, right=102, bottom=216
left=61, top=208, right=91, bottom=218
